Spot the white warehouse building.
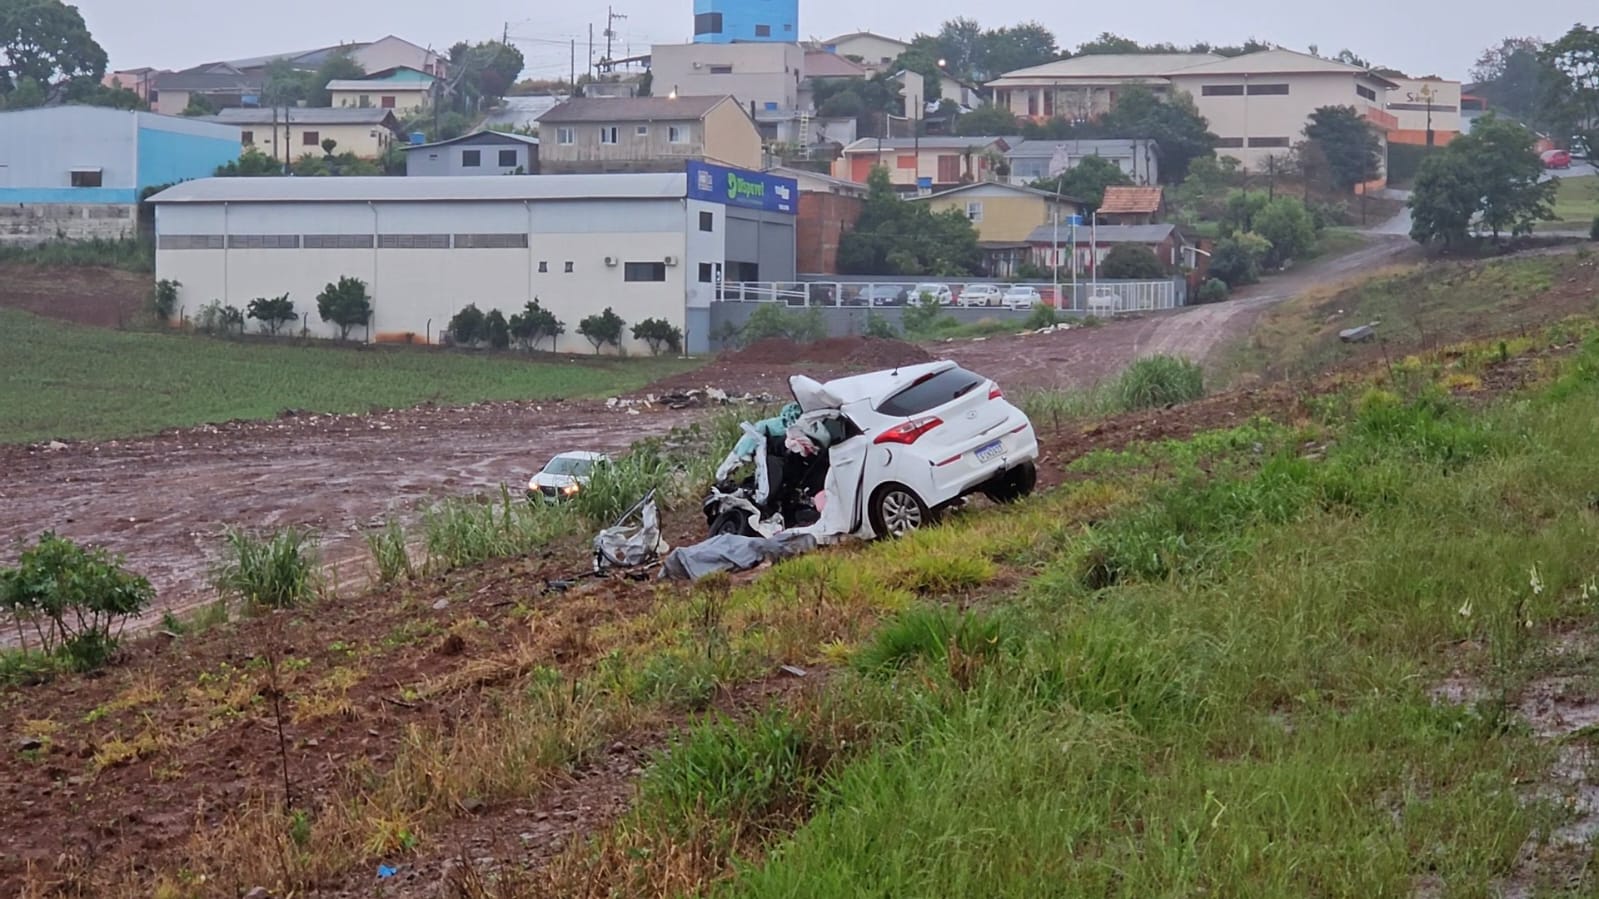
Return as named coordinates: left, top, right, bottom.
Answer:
left=149, top=164, right=798, bottom=354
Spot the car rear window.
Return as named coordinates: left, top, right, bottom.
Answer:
left=876, top=367, right=986, bottom=417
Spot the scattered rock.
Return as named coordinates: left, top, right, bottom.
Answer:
left=17, top=737, right=42, bottom=752
left=460, top=797, right=484, bottom=814
left=243, top=888, right=273, bottom=899
left=432, top=598, right=450, bottom=611
left=780, top=664, right=808, bottom=678
left=44, top=440, right=68, bottom=452
left=436, top=634, right=466, bottom=657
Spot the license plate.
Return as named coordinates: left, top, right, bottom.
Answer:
left=975, top=440, right=1004, bottom=463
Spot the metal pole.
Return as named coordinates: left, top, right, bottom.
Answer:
left=1070, top=221, right=1078, bottom=312
left=1090, top=211, right=1098, bottom=300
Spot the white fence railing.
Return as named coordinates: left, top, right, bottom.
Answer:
left=714, top=279, right=1184, bottom=314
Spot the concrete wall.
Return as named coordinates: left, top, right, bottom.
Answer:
left=0, top=204, right=136, bottom=247
left=355, top=37, right=446, bottom=77
left=154, top=197, right=711, bottom=353
left=650, top=42, right=802, bottom=113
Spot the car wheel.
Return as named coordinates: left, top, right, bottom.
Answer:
left=982, top=462, right=1038, bottom=504
left=709, top=510, right=753, bottom=538
left=869, top=484, right=933, bottom=538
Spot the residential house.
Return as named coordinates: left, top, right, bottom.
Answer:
left=769, top=166, right=868, bottom=274
left=328, top=66, right=437, bottom=114
left=151, top=63, right=261, bottom=115
left=403, top=131, right=539, bottom=176
left=832, top=136, right=1013, bottom=191
left=1026, top=222, right=1189, bottom=274
left=914, top=181, right=1086, bottom=278
left=0, top=107, right=240, bottom=245
left=989, top=49, right=1399, bottom=175
left=1005, top=139, right=1161, bottom=186
left=210, top=107, right=403, bottom=160
left=649, top=42, right=805, bottom=142
left=153, top=36, right=447, bottom=116
left=102, top=67, right=161, bottom=102
left=536, top=96, right=762, bottom=174
left=819, top=32, right=910, bottom=73
left=1386, top=77, right=1462, bottom=146
left=1095, top=186, right=1164, bottom=224
left=224, top=35, right=446, bottom=80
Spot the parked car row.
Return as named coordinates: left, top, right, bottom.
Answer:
left=835, top=283, right=1046, bottom=309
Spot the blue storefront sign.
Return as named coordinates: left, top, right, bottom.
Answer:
left=686, top=160, right=797, bottom=215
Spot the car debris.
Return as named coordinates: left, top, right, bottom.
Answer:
left=1339, top=323, right=1379, bottom=343
left=593, top=489, right=669, bottom=573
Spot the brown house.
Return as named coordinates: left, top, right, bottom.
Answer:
left=1096, top=185, right=1164, bottom=224
left=536, top=95, right=763, bottom=174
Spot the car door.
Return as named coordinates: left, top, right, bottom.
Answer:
left=819, top=432, right=871, bottom=536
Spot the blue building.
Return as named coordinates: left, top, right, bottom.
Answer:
left=0, top=106, right=241, bottom=244
left=692, top=0, right=798, bottom=43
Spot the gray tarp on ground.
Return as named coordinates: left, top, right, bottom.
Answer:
left=660, top=531, right=819, bottom=581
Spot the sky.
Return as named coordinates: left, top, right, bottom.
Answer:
left=76, top=0, right=1592, bottom=83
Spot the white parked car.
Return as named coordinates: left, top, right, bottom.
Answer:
left=959, top=284, right=1005, bottom=307
left=527, top=451, right=610, bottom=502
left=788, top=362, right=1040, bottom=539
left=912, top=283, right=955, bottom=305
left=1003, top=285, right=1042, bottom=309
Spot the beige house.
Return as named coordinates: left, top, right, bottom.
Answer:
left=326, top=69, right=435, bottom=114
left=209, top=107, right=404, bottom=160
left=649, top=42, right=804, bottom=140
left=536, top=95, right=762, bottom=174
left=819, top=32, right=910, bottom=72
left=989, top=49, right=1400, bottom=173
left=913, top=181, right=1085, bottom=244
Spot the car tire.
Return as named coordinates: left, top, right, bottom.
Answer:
left=983, top=462, right=1038, bottom=504
left=709, top=510, right=753, bottom=538
left=869, top=483, right=935, bottom=538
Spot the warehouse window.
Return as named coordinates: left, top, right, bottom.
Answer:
left=1247, top=83, right=1290, bottom=96
left=157, top=234, right=224, bottom=250
left=538, top=261, right=549, bottom=272
left=454, top=233, right=530, bottom=249
left=599, top=127, right=619, bottom=144
left=303, top=234, right=375, bottom=249
left=1201, top=84, right=1244, bottom=97
left=564, top=261, right=574, bottom=273
left=694, top=11, right=723, bottom=35
left=1214, top=137, right=1245, bottom=148
left=378, top=234, right=451, bottom=249
left=228, top=234, right=301, bottom=249
left=302, top=130, right=320, bottom=146
left=698, top=262, right=713, bottom=283
left=498, top=149, right=518, bottom=167
left=624, top=262, right=667, bottom=282
left=709, top=65, right=733, bottom=75
left=240, top=130, right=254, bottom=145
left=70, top=168, right=102, bottom=187
left=462, top=150, right=481, bottom=167
left=699, top=211, right=714, bottom=232
left=1247, top=136, right=1291, bottom=148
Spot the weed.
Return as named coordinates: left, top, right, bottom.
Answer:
left=853, top=605, right=1018, bottom=674
left=0, top=237, right=154, bottom=272
left=422, top=487, right=571, bottom=574
left=212, top=527, right=322, bottom=609
left=366, top=520, right=416, bottom=585
left=0, top=532, right=153, bottom=672
left=1114, top=354, right=1206, bottom=411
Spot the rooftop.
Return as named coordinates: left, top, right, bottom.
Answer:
left=153, top=63, right=259, bottom=92
left=914, top=180, right=1085, bottom=205
left=1172, top=48, right=1401, bottom=86
left=1025, top=222, right=1176, bottom=244
left=400, top=130, right=540, bottom=152
left=1097, top=186, right=1164, bottom=216
left=207, top=107, right=401, bottom=126
left=991, top=53, right=1220, bottom=84
left=804, top=50, right=869, bottom=79
left=821, top=32, right=911, bottom=49
left=1006, top=138, right=1157, bottom=159
left=841, top=135, right=1013, bottom=153
left=538, top=95, right=730, bottom=124
left=147, top=173, right=688, bottom=204
left=324, top=79, right=432, bottom=92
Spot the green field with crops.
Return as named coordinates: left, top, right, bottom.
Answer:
left=0, top=308, right=700, bottom=444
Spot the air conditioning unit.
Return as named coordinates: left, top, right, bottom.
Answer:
left=604, top=256, right=619, bottom=267
left=663, top=255, right=679, bottom=267
left=692, top=61, right=703, bottom=69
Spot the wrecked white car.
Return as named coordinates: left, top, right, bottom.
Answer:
left=703, top=361, right=1040, bottom=541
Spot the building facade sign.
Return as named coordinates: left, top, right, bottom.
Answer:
left=688, top=160, right=796, bottom=215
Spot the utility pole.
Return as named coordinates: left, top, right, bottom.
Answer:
left=602, top=7, right=627, bottom=73
left=570, top=39, right=576, bottom=94
left=588, top=24, right=594, bottom=81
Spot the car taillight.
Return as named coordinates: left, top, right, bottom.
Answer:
left=989, top=385, right=1004, bottom=400
left=874, top=416, right=943, bottom=445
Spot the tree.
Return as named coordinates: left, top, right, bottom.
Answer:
left=1460, top=114, right=1555, bottom=240
left=216, top=147, right=282, bottom=177
left=315, top=276, right=371, bottom=340
left=484, top=308, right=510, bottom=350
left=0, top=0, right=107, bottom=103
left=1034, top=154, right=1134, bottom=210
left=1251, top=197, right=1318, bottom=265
left=180, top=94, right=217, bottom=116
left=247, top=293, right=297, bottom=335
left=447, top=303, right=487, bottom=345
left=0, top=532, right=153, bottom=671
left=631, top=318, right=683, bottom=355
left=309, top=50, right=364, bottom=106
left=1077, top=33, right=1151, bottom=55
left=954, top=103, right=1018, bottom=136
left=1304, top=106, right=1381, bottom=192
left=1471, top=37, right=1549, bottom=125
left=818, top=89, right=863, bottom=118
left=1408, top=152, right=1479, bottom=248
left=1098, top=86, right=1217, bottom=182
left=837, top=167, right=983, bottom=276
left=1099, top=244, right=1167, bottom=279
left=446, top=40, right=526, bottom=110
left=1218, top=190, right=1269, bottom=236
left=1541, top=25, right=1599, bottom=154
left=320, top=137, right=338, bottom=157
left=1209, top=233, right=1271, bottom=286
left=982, top=23, right=1059, bottom=77
left=1290, top=139, right=1332, bottom=199
left=577, top=307, right=625, bottom=354
left=508, top=298, right=564, bottom=352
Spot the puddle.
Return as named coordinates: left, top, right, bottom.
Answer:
left=1520, top=677, right=1599, bottom=740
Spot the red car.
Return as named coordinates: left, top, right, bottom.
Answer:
left=1542, top=149, right=1573, bottom=169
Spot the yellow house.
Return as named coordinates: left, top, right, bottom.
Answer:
left=326, top=66, right=437, bottom=115
left=912, top=181, right=1086, bottom=243
left=210, top=107, right=404, bottom=160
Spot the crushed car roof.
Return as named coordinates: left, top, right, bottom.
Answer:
left=793, top=361, right=958, bottom=409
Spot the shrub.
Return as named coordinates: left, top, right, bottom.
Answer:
left=1252, top=197, right=1318, bottom=266
left=853, top=605, right=1017, bottom=673
left=484, top=308, right=511, bottom=350
left=570, top=449, right=680, bottom=525
left=863, top=311, right=898, bottom=339
left=1591, top=215, right=1599, bottom=241
left=195, top=300, right=245, bottom=336
left=316, top=276, right=372, bottom=340
left=1209, top=233, right=1272, bottom=286
left=1023, top=304, right=1060, bottom=330
left=212, top=527, right=322, bottom=609
left=509, top=299, right=564, bottom=352
left=1197, top=278, right=1229, bottom=303
left=247, top=293, right=297, bottom=335
left=366, top=520, right=416, bottom=585
left=1112, top=355, right=1205, bottom=411
left=902, top=294, right=955, bottom=337
left=1099, top=244, right=1168, bottom=280
left=422, top=487, right=569, bottom=574
left=0, top=533, right=154, bottom=672
left=640, top=708, right=816, bottom=823
left=632, top=318, right=684, bottom=355
left=578, top=307, right=626, bottom=354
left=742, top=304, right=825, bottom=344
left=149, top=278, right=180, bottom=320
left=448, top=303, right=487, bottom=346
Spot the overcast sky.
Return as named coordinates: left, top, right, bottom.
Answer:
left=77, top=0, right=1591, bottom=83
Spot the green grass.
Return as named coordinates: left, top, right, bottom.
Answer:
left=1309, top=226, right=1367, bottom=259
left=709, top=341, right=1599, bottom=899
left=0, top=307, right=702, bottom=443
left=1018, top=354, right=1206, bottom=430
left=0, top=238, right=154, bottom=272
left=1539, top=174, right=1599, bottom=231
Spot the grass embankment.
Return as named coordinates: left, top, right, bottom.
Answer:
left=1541, top=174, right=1599, bottom=232
left=0, top=308, right=701, bottom=443
left=530, top=323, right=1599, bottom=898
left=0, top=238, right=154, bottom=272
